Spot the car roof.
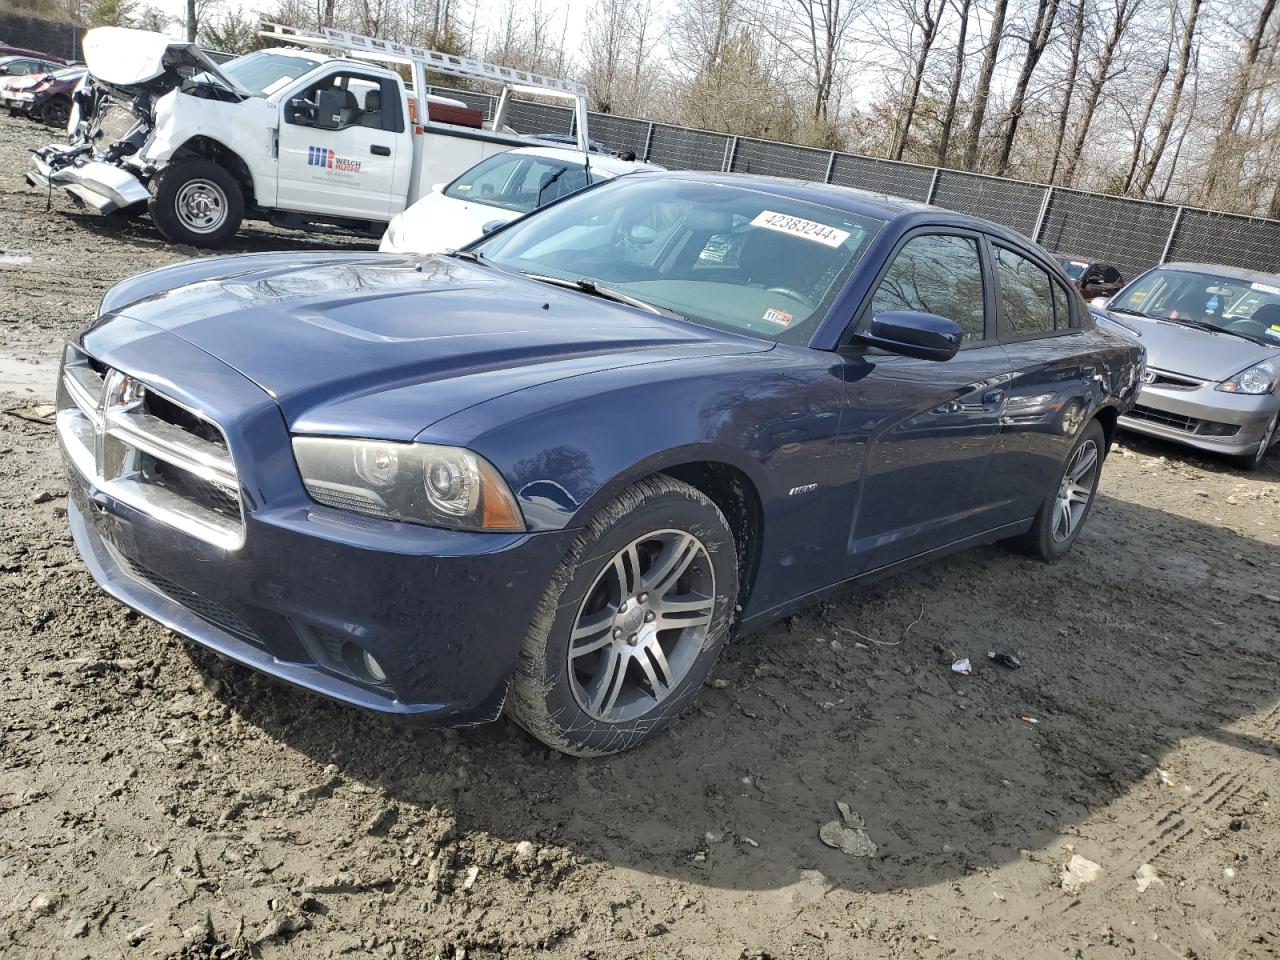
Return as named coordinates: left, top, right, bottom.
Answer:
left=1053, top=253, right=1096, bottom=263
left=649, top=170, right=935, bottom=220
left=507, top=145, right=656, bottom=176
left=1155, top=262, right=1280, bottom=285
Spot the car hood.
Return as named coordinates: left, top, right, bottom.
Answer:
left=4, top=73, right=47, bottom=90
left=82, top=26, right=247, bottom=94
left=1095, top=308, right=1278, bottom=380
left=396, top=192, right=514, bottom=254
left=96, top=253, right=772, bottom=439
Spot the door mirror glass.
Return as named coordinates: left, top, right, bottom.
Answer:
left=860, top=310, right=963, bottom=362
left=481, top=219, right=505, bottom=234
left=313, top=88, right=344, bottom=130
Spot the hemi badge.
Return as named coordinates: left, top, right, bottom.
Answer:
left=789, top=483, right=818, bottom=496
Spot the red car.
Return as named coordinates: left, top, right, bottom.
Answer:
left=2, top=65, right=85, bottom=125
left=1054, top=254, right=1126, bottom=301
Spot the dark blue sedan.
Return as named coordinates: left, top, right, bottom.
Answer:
left=56, top=174, right=1142, bottom=755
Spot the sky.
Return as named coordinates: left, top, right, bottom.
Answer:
left=143, top=0, right=602, bottom=60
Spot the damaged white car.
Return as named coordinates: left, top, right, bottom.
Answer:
left=29, top=24, right=597, bottom=248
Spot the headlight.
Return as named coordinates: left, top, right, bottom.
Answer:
left=1217, top=359, right=1278, bottom=395
left=292, top=437, right=524, bottom=532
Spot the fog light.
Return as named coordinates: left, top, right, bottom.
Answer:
left=362, top=650, right=387, bottom=683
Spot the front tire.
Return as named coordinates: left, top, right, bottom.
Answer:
left=1021, top=419, right=1106, bottom=561
left=506, top=476, right=738, bottom=756
left=150, top=160, right=243, bottom=248
left=1234, top=413, right=1277, bottom=472
left=39, top=95, right=70, bottom=127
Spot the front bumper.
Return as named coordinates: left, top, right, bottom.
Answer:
left=60, top=328, right=576, bottom=723
left=27, top=152, right=150, bottom=214
left=1118, top=377, right=1279, bottom=455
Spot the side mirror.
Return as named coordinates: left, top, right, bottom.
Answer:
left=481, top=219, right=505, bottom=234
left=431, top=181, right=445, bottom=194
left=313, top=89, right=343, bottom=130
left=1089, top=296, right=1111, bottom=308
left=857, top=310, right=963, bottom=362
left=286, top=97, right=315, bottom=125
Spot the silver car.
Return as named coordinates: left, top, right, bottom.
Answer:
left=1091, top=262, right=1280, bottom=470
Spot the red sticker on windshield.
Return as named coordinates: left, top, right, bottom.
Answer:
left=763, top=307, right=794, bottom=326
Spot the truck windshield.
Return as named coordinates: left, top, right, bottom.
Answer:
left=445, top=152, right=590, bottom=213
left=201, top=51, right=323, bottom=96
left=474, top=178, right=881, bottom=343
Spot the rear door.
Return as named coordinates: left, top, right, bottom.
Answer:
left=276, top=68, right=405, bottom=220
left=835, top=228, right=1014, bottom=574
left=986, top=241, right=1106, bottom=523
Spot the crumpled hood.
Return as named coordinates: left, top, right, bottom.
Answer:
left=1096, top=308, right=1279, bottom=381
left=96, top=252, right=771, bottom=439
left=82, top=26, right=246, bottom=94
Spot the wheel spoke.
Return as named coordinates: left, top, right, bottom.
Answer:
left=656, top=593, right=715, bottom=630
left=589, top=650, right=628, bottom=715
left=1069, top=444, right=1098, bottom=482
left=643, top=533, right=697, bottom=598
left=612, top=543, right=642, bottom=597
left=636, top=646, right=674, bottom=703
left=569, top=607, right=615, bottom=658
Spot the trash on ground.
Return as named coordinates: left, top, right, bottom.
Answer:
left=1135, top=863, right=1162, bottom=893
left=951, top=658, right=972, bottom=675
left=1021, top=716, right=1040, bottom=724
left=819, top=802, right=877, bottom=857
left=1060, top=854, right=1103, bottom=893
left=988, top=651, right=1022, bottom=669
left=1157, top=768, right=1175, bottom=787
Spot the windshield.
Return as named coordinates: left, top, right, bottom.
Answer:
left=1056, top=257, right=1088, bottom=280
left=197, top=51, right=322, bottom=96
left=473, top=178, right=880, bottom=343
left=1111, top=267, right=1280, bottom=345
left=445, top=152, right=590, bottom=213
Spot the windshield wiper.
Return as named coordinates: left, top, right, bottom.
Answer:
left=519, top=272, right=684, bottom=319
left=535, top=166, right=569, bottom=205
left=448, top=249, right=488, bottom=265
left=1108, top=306, right=1150, bottom=318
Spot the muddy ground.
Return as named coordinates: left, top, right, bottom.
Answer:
left=1, top=110, right=1279, bottom=959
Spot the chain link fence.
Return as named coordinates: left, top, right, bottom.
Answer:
left=428, top=85, right=1280, bottom=280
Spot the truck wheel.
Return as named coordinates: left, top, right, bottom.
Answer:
left=506, top=476, right=738, bottom=756
left=150, top=160, right=243, bottom=248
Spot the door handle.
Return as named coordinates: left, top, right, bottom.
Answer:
left=371, top=144, right=391, bottom=156
left=982, top=388, right=1006, bottom=411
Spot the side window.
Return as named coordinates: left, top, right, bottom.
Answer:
left=289, top=72, right=400, bottom=132
left=1103, top=266, right=1122, bottom=284
left=870, top=234, right=986, bottom=342
left=995, top=246, right=1056, bottom=337
left=1051, top=279, right=1073, bottom=330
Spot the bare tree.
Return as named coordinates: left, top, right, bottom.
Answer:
left=936, top=0, right=973, bottom=165
left=887, top=0, right=945, bottom=160
left=582, top=0, right=658, bottom=114
left=960, top=0, right=1010, bottom=169
left=1046, top=0, right=1085, bottom=181
left=996, top=0, right=1062, bottom=174
left=1133, top=0, right=1201, bottom=194
left=1204, top=0, right=1278, bottom=199
left=761, top=0, right=864, bottom=122
left=1059, top=0, right=1143, bottom=186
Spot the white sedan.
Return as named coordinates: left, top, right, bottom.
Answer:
left=379, top=146, right=658, bottom=254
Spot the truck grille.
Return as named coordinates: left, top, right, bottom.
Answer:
left=55, top=343, right=246, bottom=549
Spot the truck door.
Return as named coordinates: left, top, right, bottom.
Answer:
left=276, top=69, right=405, bottom=221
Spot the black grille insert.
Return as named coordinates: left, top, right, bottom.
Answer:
left=117, top=552, right=261, bottom=646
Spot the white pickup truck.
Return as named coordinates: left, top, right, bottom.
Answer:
left=28, top=23, right=597, bottom=247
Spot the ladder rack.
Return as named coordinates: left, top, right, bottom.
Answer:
left=257, top=21, right=587, bottom=100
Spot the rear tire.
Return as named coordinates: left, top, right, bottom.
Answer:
left=506, top=475, right=738, bottom=756
left=1021, top=419, right=1106, bottom=561
left=150, top=159, right=243, bottom=248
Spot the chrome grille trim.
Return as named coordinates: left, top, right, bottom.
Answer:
left=56, top=343, right=246, bottom=550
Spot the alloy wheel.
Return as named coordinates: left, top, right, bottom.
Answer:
left=174, top=179, right=228, bottom=234
left=568, top=529, right=716, bottom=723
left=1254, top=414, right=1278, bottom=465
left=1052, top=438, right=1099, bottom=543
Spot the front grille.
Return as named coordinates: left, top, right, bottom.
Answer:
left=1128, top=404, right=1197, bottom=432
left=109, top=544, right=261, bottom=646
left=55, top=343, right=245, bottom=549
left=1145, top=368, right=1202, bottom=390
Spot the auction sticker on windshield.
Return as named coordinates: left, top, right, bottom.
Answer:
left=1251, top=281, right=1280, bottom=296
left=751, top=210, right=850, bottom=248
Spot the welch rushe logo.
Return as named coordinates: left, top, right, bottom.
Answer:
left=307, top=145, right=363, bottom=174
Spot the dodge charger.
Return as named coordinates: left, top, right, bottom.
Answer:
left=56, top=173, right=1142, bottom=755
